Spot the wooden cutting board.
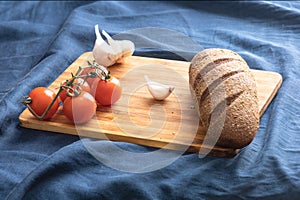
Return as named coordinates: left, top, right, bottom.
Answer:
left=19, top=52, right=282, bottom=157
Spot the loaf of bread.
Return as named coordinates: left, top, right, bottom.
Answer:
left=189, top=48, right=259, bottom=149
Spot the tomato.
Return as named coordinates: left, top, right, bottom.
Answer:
left=81, top=67, right=97, bottom=86
left=63, top=91, right=97, bottom=124
left=91, top=77, right=122, bottom=106
left=59, top=78, right=90, bottom=103
left=27, top=87, right=59, bottom=120
left=77, top=78, right=91, bottom=93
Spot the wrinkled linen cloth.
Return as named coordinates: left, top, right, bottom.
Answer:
left=0, top=1, right=299, bottom=199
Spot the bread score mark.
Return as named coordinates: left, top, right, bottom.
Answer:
left=199, top=70, right=246, bottom=104
left=207, top=90, right=244, bottom=126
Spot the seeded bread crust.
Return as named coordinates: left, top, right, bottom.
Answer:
left=189, top=48, right=260, bottom=149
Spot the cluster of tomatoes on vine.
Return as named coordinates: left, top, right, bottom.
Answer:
left=22, top=60, right=122, bottom=124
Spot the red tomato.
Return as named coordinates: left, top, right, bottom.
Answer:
left=59, top=78, right=90, bottom=103
left=63, top=91, right=97, bottom=124
left=77, top=78, right=91, bottom=93
left=28, top=87, right=59, bottom=120
left=91, top=77, right=122, bottom=106
left=81, top=67, right=97, bottom=86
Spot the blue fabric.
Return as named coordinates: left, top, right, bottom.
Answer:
left=1, top=1, right=300, bottom=199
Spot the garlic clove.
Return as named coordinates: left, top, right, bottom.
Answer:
left=94, top=25, right=113, bottom=53
left=102, top=30, right=134, bottom=59
left=144, top=75, right=175, bottom=101
left=92, top=24, right=135, bottom=67
left=102, top=30, right=123, bottom=56
left=116, top=40, right=135, bottom=63
left=93, top=45, right=117, bottom=67
left=93, top=25, right=116, bottom=67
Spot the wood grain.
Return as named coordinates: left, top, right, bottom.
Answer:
left=19, top=52, right=282, bottom=157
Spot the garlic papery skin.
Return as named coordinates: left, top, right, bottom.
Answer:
left=93, top=24, right=135, bottom=67
left=144, top=75, right=175, bottom=101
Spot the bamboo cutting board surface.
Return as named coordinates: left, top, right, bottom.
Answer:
left=19, top=52, right=282, bottom=157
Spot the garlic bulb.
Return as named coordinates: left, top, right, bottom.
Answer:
left=93, top=24, right=135, bottom=67
left=144, top=75, right=175, bottom=100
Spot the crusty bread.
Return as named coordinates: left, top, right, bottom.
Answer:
left=189, top=48, right=259, bottom=149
